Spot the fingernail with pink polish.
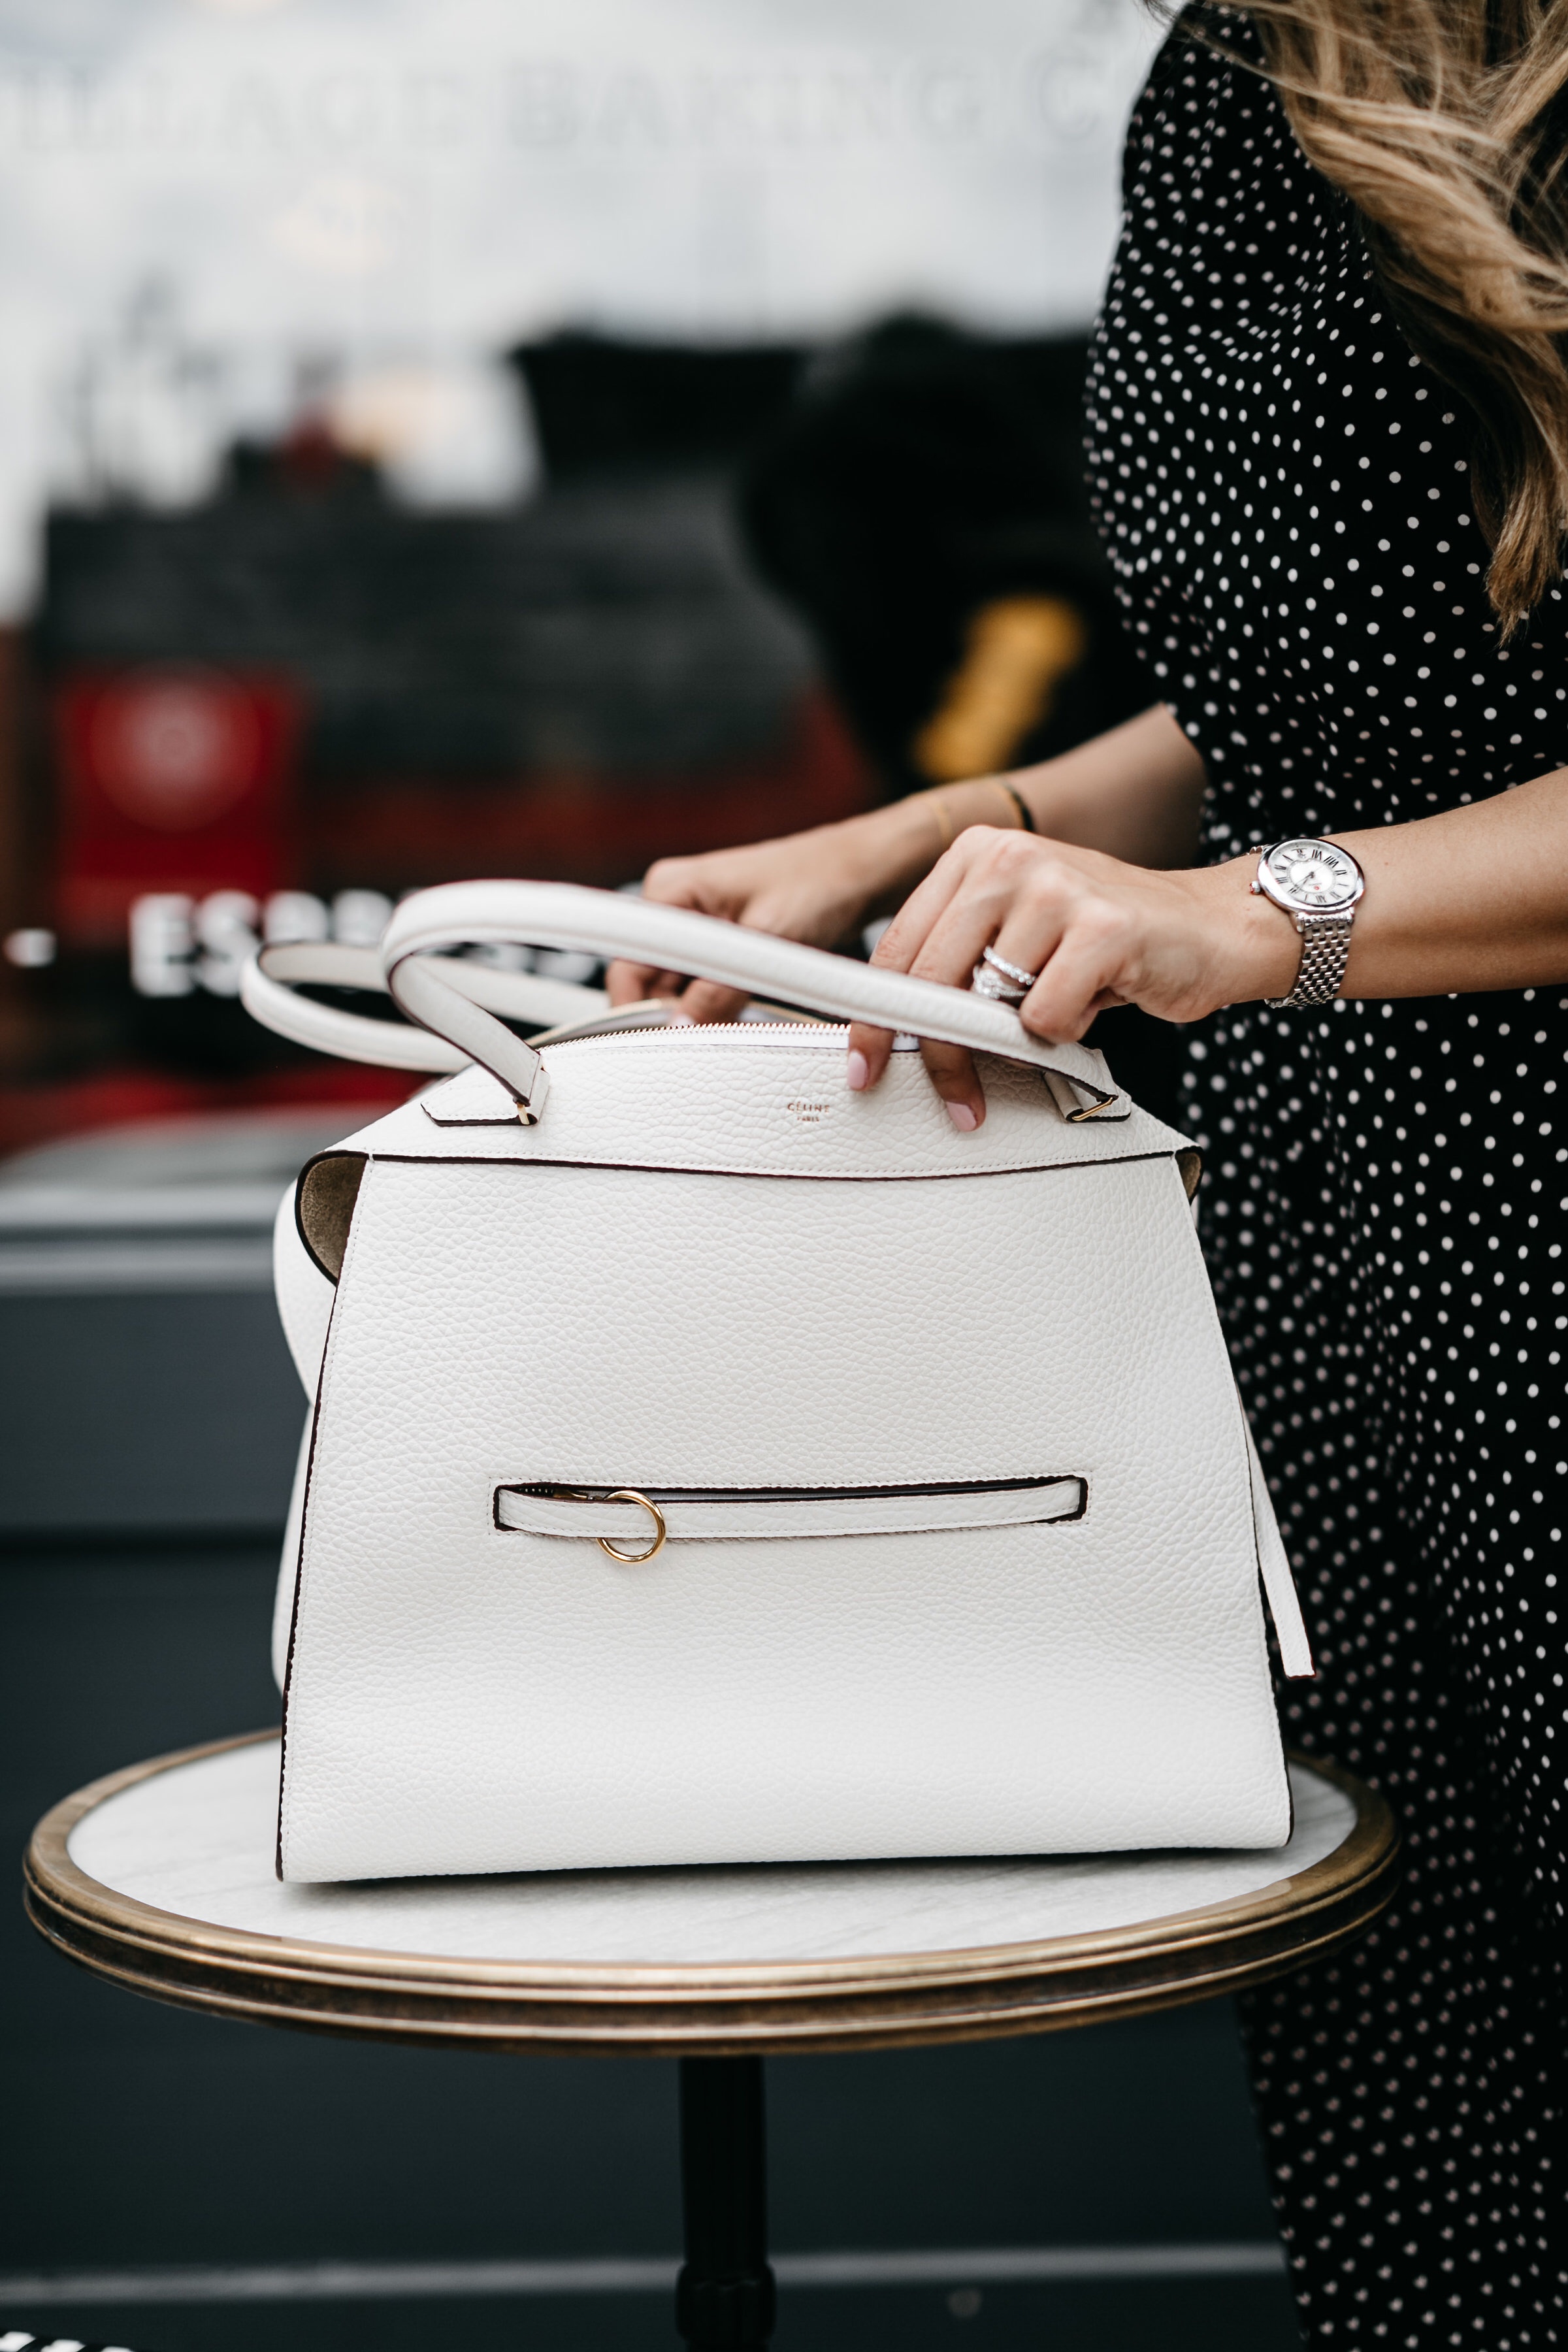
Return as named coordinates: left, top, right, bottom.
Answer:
left=946, top=1102, right=979, bottom=1132
left=846, top=1049, right=869, bottom=1091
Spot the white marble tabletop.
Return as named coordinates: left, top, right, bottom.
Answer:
left=67, top=1737, right=1356, bottom=1970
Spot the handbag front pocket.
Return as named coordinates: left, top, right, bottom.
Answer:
left=493, top=1475, right=1086, bottom=1549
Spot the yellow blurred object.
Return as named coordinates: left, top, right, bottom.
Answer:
left=913, top=595, right=1088, bottom=783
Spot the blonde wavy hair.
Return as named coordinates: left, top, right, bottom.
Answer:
left=1191, top=1, right=1568, bottom=632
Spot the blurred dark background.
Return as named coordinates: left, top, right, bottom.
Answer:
left=0, top=318, right=1177, bottom=1151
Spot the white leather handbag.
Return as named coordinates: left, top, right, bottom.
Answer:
left=246, top=879, right=1312, bottom=1884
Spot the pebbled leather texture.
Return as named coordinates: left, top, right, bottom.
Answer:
left=365, top=1037, right=1175, bottom=1183
left=276, top=1018, right=1303, bottom=1882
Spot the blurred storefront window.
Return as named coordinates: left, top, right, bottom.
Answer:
left=0, top=0, right=1160, bottom=1153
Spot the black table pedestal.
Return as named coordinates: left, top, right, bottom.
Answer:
left=24, top=1737, right=1398, bottom=2352
left=676, top=2055, right=778, bottom=2348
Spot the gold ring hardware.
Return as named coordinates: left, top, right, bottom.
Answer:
left=597, top=1490, right=668, bottom=1565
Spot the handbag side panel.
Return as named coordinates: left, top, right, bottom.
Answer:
left=269, top=1182, right=337, bottom=1692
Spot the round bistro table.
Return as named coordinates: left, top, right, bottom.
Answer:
left=26, top=1732, right=1397, bottom=2349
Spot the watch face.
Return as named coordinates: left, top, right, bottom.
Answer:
left=1263, top=840, right=1362, bottom=911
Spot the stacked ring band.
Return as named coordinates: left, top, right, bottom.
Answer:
left=983, top=945, right=1038, bottom=990
left=970, top=944, right=1039, bottom=1004
left=970, top=962, right=1022, bottom=1002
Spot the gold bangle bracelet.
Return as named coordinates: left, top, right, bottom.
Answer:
left=921, top=791, right=955, bottom=853
left=912, top=781, right=1030, bottom=854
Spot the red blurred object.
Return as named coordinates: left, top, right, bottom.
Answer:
left=277, top=413, right=357, bottom=493
left=54, top=666, right=302, bottom=946
left=307, top=688, right=870, bottom=895
left=0, top=1059, right=406, bottom=1160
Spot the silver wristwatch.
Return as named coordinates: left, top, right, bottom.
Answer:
left=1250, top=838, right=1365, bottom=1008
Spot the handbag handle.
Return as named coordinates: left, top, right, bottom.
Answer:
left=241, top=940, right=612, bottom=1074
left=380, top=880, right=1128, bottom=1124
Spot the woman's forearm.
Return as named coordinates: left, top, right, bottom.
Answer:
left=842, top=703, right=1209, bottom=912
left=1007, top=704, right=1209, bottom=868
left=1337, top=768, right=1568, bottom=996
left=1177, top=762, right=1568, bottom=1005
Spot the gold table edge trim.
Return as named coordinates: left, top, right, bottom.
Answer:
left=24, top=1730, right=1400, bottom=2038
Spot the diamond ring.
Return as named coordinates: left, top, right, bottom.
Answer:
left=982, top=945, right=1039, bottom=990
left=970, top=962, right=1026, bottom=1003
left=970, top=945, right=1039, bottom=1002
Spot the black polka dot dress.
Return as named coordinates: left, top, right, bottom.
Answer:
left=1085, top=12, right=1566, bottom=2344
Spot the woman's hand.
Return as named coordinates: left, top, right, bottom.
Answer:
left=603, top=828, right=885, bottom=1024
left=847, top=827, right=1296, bottom=1127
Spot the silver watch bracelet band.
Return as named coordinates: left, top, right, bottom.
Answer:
left=1266, top=911, right=1353, bottom=1009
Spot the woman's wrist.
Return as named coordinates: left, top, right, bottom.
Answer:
left=911, top=774, right=1030, bottom=845
left=838, top=776, right=1028, bottom=907
left=1179, top=855, right=1303, bottom=1007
